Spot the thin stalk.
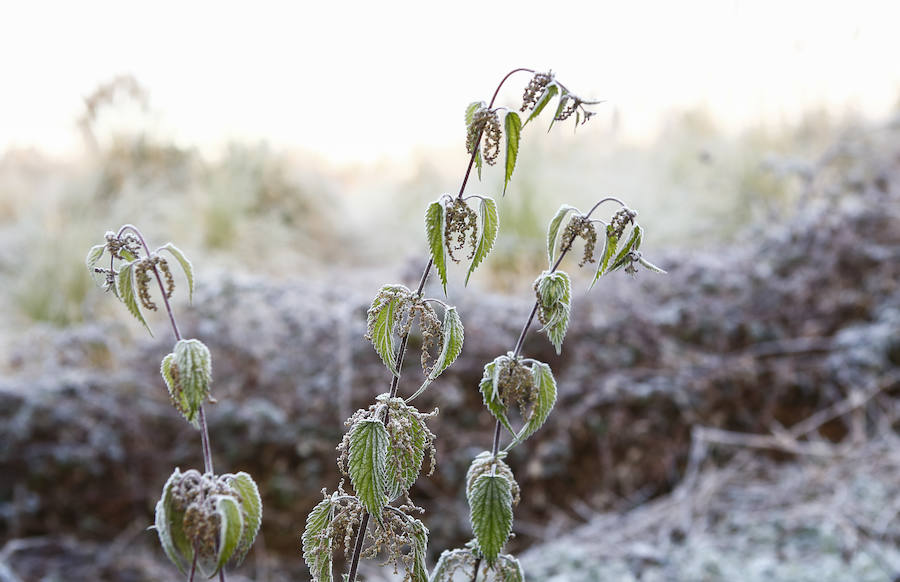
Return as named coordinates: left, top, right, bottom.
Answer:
left=188, top=554, right=197, bottom=582
left=344, top=67, right=536, bottom=582
left=469, top=557, right=482, bottom=582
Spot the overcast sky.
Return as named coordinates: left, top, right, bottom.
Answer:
left=2, top=0, right=897, bottom=163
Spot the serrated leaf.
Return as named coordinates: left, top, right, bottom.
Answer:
left=479, top=358, right=515, bottom=437
left=159, top=242, right=194, bottom=303
left=509, top=362, right=557, bottom=448
left=547, top=205, right=579, bottom=267
left=210, top=495, right=243, bottom=576
left=425, top=201, right=448, bottom=295
left=591, top=225, right=620, bottom=287
left=117, top=260, right=152, bottom=335
left=155, top=468, right=192, bottom=574
left=302, top=497, right=334, bottom=582
left=468, top=474, right=513, bottom=566
left=638, top=256, right=667, bottom=274
left=466, top=452, right=515, bottom=503
left=430, top=306, right=464, bottom=380
left=348, top=419, right=389, bottom=522
left=227, top=472, right=262, bottom=565
left=367, top=286, right=406, bottom=377
left=386, top=413, right=427, bottom=500
left=165, top=339, right=212, bottom=428
left=410, top=517, right=429, bottom=582
left=536, top=271, right=571, bottom=355
left=525, top=83, right=559, bottom=126
left=428, top=549, right=473, bottom=582
left=465, top=197, right=499, bottom=285
left=85, top=244, right=105, bottom=286
left=547, top=92, right=570, bottom=133
left=503, top=112, right=521, bottom=196
left=609, top=224, right=643, bottom=273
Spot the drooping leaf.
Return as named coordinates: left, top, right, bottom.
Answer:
left=430, top=306, right=464, bottom=380
left=475, top=148, right=483, bottom=180
left=546, top=205, right=579, bottom=267
left=85, top=244, right=106, bottom=287
left=117, top=260, right=152, bottom=335
left=425, top=201, right=448, bottom=295
left=609, top=224, right=643, bottom=273
left=465, top=197, right=499, bottom=285
left=155, top=468, right=192, bottom=574
left=428, top=549, right=474, bottom=582
left=465, top=101, right=483, bottom=127
left=159, top=242, right=194, bottom=302
left=367, top=285, right=408, bottom=377
left=227, top=472, right=262, bottom=565
left=525, top=83, right=559, bottom=126
left=591, top=225, right=620, bottom=287
left=509, top=362, right=557, bottom=448
left=468, top=474, right=514, bottom=566
left=302, top=496, right=334, bottom=582
left=162, top=339, right=212, bottom=428
left=210, top=495, right=243, bottom=576
left=386, top=413, right=427, bottom=500
left=348, top=419, right=390, bottom=522
left=547, top=91, right=570, bottom=133
left=410, top=517, right=430, bottom=582
left=503, top=112, right=521, bottom=196
left=638, top=256, right=667, bottom=274
left=496, top=554, right=526, bottom=582
left=535, top=271, right=571, bottom=355
left=479, top=358, right=515, bottom=436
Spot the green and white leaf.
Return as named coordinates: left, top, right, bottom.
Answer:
left=386, top=413, right=427, bottom=500
left=425, top=201, right=448, bottom=295
left=639, top=256, right=667, bottom=274
left=430, top=306, right=464, bottom=380
left=546, top=205, right=579, bottom=267
left=154, top=468, right=192, bottom=574
left=410, top=517, right=430, bottom=582
left=536, top=271, right=571, bottom=355
left=609, top=224, right=643, bottom=272
left=468, top=474, right=514, bottom=566
left=159, top=242, right=194, bottom=302
left=547, top=91, right=570, bottom=133
left=475, top=148, right=483, bottom=180
left=117, top=260, right=152, bottom=335
left=428, top=548, right=473, bottom=582
left=227, top=472, right=262, bottom=565
left=509, top=362, right=557, bottom=448
left=465, top=196, right=499, bottom=285
left=591, top=225, right=620, bottom=287
left=525, top=83, right=559, bottom=126
left=496, top=554, right=526, bottom=582
left=479, top=358, right=515, bottom=436
left=302, top=496, right=334, bottom=582
left=465, top=101, right=484, bottom=127
left=367, top=286, right=406, bottom=377
left=207, top=495, right=243, bottom=577
left=465, top=451, right=515, bottom=503
left=348, top=419, right=390, bottom=522
left=85, top=244, right=106, bottom=287
left=503, top=111, right=521, bottom=196
left=169, top=339, right=212, bottom=427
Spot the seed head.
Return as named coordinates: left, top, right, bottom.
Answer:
left=560, top=215, right=598, bottom=267
left=520, top=71, right=554, bottom=112
left=443, top=198, right=479, bottom=264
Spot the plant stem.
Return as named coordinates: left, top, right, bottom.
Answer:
left=344, top=67, right=535, bottom=582
left=469, top=557, right=482, bottom=582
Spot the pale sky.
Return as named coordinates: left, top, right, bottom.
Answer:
left=1, top=0, right=898, bottom=163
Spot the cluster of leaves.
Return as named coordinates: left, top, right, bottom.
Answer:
left=160, top=339, right=213, bottom=428
left=155, top=469, right=262, bottom=578
left=426, top=194, right=499, bottom=291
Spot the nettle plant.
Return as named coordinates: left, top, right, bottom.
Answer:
left=86, top=226, right=261, bottom=581
left=302, top=69, right=664, bottom=582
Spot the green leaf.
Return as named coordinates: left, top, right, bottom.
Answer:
left=475, top=148, right=483, bottom=180
left=609, top=224, right=643, bottom=273
left=425, top=201, right=448, bottom=295
left=591, top=225, right=620, bottom=287
left=155, top=468, right=192, bottom=574
left=468, top=474, right=513, bottom=566
left=479, top=358, right=515, bottom=436
left=465, top=101, right=484, bottom=127
left=117, top=260, right=152, bottom=335
left=85, top=244, right=106, bottom=286
left=509, top=362, right=557, bottom=448
left=547, top=92, right=570, bottom=133
left=164, top=339, right=212, bottom=428
left=302, top=497, right=334, bottom=582
left=638, top=256, right=667, bottom=274
left=211, top=495, right=243, bottom=576
left=227, top=472, right=262, bottom=565
left=410, top=517, right=429, bottom=582
left=465, top=197, right=499, bottom=286
left=367, top=285, right=407, bottom=377
left=430, top=306, right=464, bottom=380
left=159, top=242, right=194, bottom=303
left=348, top=419, right=390, bottom=522
left=496, top=554, right=526, bottom=582
left=535, top=271, right=571, bottom=355
left=465, top=452, right=516, bottom=505
left=525, top=83, right=559, bottom=126
left=386, top=413, right=427, bottom=500
left=546, top=205, right=579, bottom=267
left=503, top=112, right=521, bottom=196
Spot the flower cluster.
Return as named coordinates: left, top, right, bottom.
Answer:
left=444, top=198, right=479, bottom=264
left=520, top=71, right=554, bottom=112
left=609, top=207, right=637, bottom=238
left=467, top=108, right=502, bottom=165
left=135, top=255, right=174, bottom=311
left=561, top=215, right=598, bottom=267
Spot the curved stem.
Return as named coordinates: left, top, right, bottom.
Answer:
left=583, top=196, right=626, bottom=220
